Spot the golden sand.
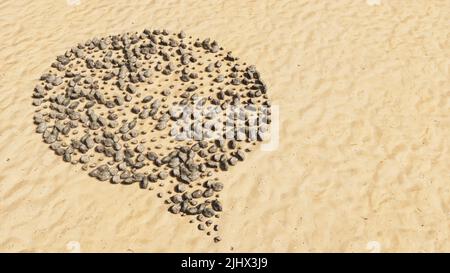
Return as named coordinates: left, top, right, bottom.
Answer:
left=0, top=0, right=449, bottom=252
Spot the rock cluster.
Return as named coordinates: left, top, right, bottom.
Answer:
left=32, top=28, right=271, bottom=242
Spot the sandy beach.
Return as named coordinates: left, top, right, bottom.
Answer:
left=1, top=0, right=450, bottom=252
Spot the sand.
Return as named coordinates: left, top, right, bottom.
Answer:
left=1, top=0, right=449, bottom=252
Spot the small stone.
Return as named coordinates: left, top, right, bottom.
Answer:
left=127, top=84, right=138, bottom=94
left=79, top=155, right=90, bottom=163
left=215, top=75, right=224, bottom=83
left=169, top=204, right=181, bottom=214
left=158, top=171, right=168, bottom=180
left=211, top=200, right=223, bottom=212
left=203, top=188, right=214, bottom=198
left=111, top=175, right=121, bottom=184
left=202, top=207, right=215, bottom=218
left=171, top=194, right=183, bottom=204
left=236, top=150, right=245, bottom=161
left=192, top=189, right=202, bottom=198
left=212, top=182, right=224, bottom=192
left=139, top=178, right=148, bottom=189
left=155, top=121, right=167, bottom=131
left=229, top=157, right=238, bottom=166
left=176, top=183, right=187, bottom=193
left=142, top=95, right=153, bottom=103
left=135, top=144, right=145, bottom=153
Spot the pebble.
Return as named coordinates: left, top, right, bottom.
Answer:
left=203, top=188, right=214, bottom=198
left=80, top=155, right=90, bottom=163
left=235, top=150, right=245, bottom=161
left=202, top=207, right=215, bottom=218
left=212, top=182, right=224, bottom=192
left=192, top=189, right=202, bottom=198
left=176, top=183, right=187, bottom=193
left=171, top=194, right=183, bottom=204
left=169, top=204, right=181, bottom=214
left=158, top=171, right=168, bottom=180
left=228, top=157, right=238, bottom=166
left=211, top=200, right=223, bottom=212
left=215, top=75, right=224, bottom=83
left=155, top=121, right=167, bottom=130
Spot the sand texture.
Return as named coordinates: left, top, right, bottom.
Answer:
left=1, top=0, right=450, bottom=252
